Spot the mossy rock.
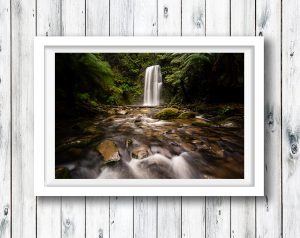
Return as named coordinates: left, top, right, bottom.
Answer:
left=55, top=167, right=72, bottom=179
left=177, top=111, right=196, bottom=119
left=192, top=121, right=212, bottom=127
left=154, top=108, right=180, bottom=120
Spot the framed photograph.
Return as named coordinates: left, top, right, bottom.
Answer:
left=34, top=37, right=264, bottom=196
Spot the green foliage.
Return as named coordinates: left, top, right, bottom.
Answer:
left=55, top=52, right=244, bottom=119
left=192, top=121, right=212, bottom=127
left=154, top=108, right=180, bottom=120
left=177, top=111, right=196, bottom=119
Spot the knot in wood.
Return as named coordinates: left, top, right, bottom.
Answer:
left=98, top=228, right=103, bottom=238
left=196, top=18, right=201, bottom=28
left=3, top=206, right=8, bottom=216
left=267, top=112, right=274, bottom=129
left=291, top=143, right=298, bottom=155
left=164, top=6, right=168, bottom=18
left=65, top=218, right=71, bottom=227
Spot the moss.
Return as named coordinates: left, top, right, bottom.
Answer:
left=154, top=108, right=180, bottom=120
left=192, top=121, right=212, bottom=127
left=177, top=111, right=196, bottom=119
left=55, top=167, right=71, bottom=179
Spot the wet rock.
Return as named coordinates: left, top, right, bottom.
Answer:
left=132, top=145, right=150, bottom=159
left=140, top=108, right=150, bottom=114
left=96, top=140, right=120, bottom=163
left=210, top=143, right=225, bottom=158
left=177, top=111, right=196, bottom=119
left=192, top=120, right=212, bottom=127
left=55, top=167, right=71, bottom=179
left=154, top=108, right=180, bottom=120
left=134, top=116, right=142, bottom=123
left=180, top=142, right=195, bottom=152
left=118, top=110, right=128, bottom=115
left=126, top=138, right=133, bottom=148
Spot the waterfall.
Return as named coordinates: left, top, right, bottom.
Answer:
left=143, top=65, right=162, bottom=106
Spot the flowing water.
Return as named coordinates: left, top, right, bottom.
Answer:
left=143, top=65, right=162, bottom=106
left=55, top=106, right=244, bottom=179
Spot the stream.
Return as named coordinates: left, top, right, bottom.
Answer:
left=55, top=105, right=244, bottom=179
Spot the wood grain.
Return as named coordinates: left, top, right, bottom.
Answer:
left=134, top=0, right=157, bottom=36
left=282, top=0, right=300, bottom=237
left=36, top=1, right=62, bottom=237
left=11, top=0, right=36, bottom=237
left=61, top=197, right=85, bottom=238
left=110, top=197, right=133, bottom=238
left=230, top=1, right=256, bottom=237
left=182, top=0, right=205, bottom=36
left=110, top=0, right=134, bottom=36
left=86, top=0, right=109, bottom=36
left=157, top=0, right=181, bottom=35
left=182, top=197, right=205, bottom=238
left=86, top=197, right=110, bottom=238
left=157, top=197, right=181, bottom=238
left=0, top=0, right=11, bottom=237
left=1, top=0, right=290, bottom=237
left=256, top=0, right=282, bottom=237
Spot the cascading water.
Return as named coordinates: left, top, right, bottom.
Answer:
left=143, top=65, right=162, bottom=106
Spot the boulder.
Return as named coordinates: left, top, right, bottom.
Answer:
left=118, top=110, right=127, bottom=115
left=96, top=140, right=120, bottom=163
left=132, top=145, right=150, bottom=160
left=55, top=167, right=72, bottom=179
left=177, top=111, right=196, bottom=119
left=154, top=108, right=180, bottom=120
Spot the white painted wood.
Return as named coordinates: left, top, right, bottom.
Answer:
left=157, top=197, right=181, bottom=238
left=61, top=197, right=85, bottom=238
left=110, top=0, right=134, bottom=36
left=181, top=2, right=205, bottom=237
left=36, top=1, right=62, bottom=237
left=134, top=0, right=157, bottom=36
left=206, top=0, right=230, bottom=36
left=60, top=1, right=86, bottom=238
left=182, top=0, right=205, bottom=36
left=158, top=0, right=181, bottom=35
left=11, top=0, right=36, bottom=237
left=134, top=197, right=157, bottom=238
left=86, top=0, right=109, bottom=36
left=86, top=197, right=110, bottom=238
left=37, top=197, right=61, bottom=238
left=205, top=1, right=231, bottom=237
left=256, top=0, right=282, bottom=237
left=61, top=0, right=86, bottom=36
left=206, top=198, right=230, bottom=238
left=230, top=1, right=256, bottom=237
left=0, top=1, right=11, bottom=238
left=231, top=0, right=255, bottom=36
left=282, top=0, right=300, bottom=237
left=182, top=197, right=205, bottom=238
left=230, top=197, right=255, bottom=238
left=110, top=197, right=134, bottom=238
left=36, top=0, right=62, bottom=36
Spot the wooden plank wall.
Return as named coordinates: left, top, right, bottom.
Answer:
left=0, top=0, right=295, bottom=237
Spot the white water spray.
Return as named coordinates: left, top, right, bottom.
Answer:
left=143, top=65, right=162, bottom=106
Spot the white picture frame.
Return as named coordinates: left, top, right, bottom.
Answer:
left=34, top=36, right=264, bottom=196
